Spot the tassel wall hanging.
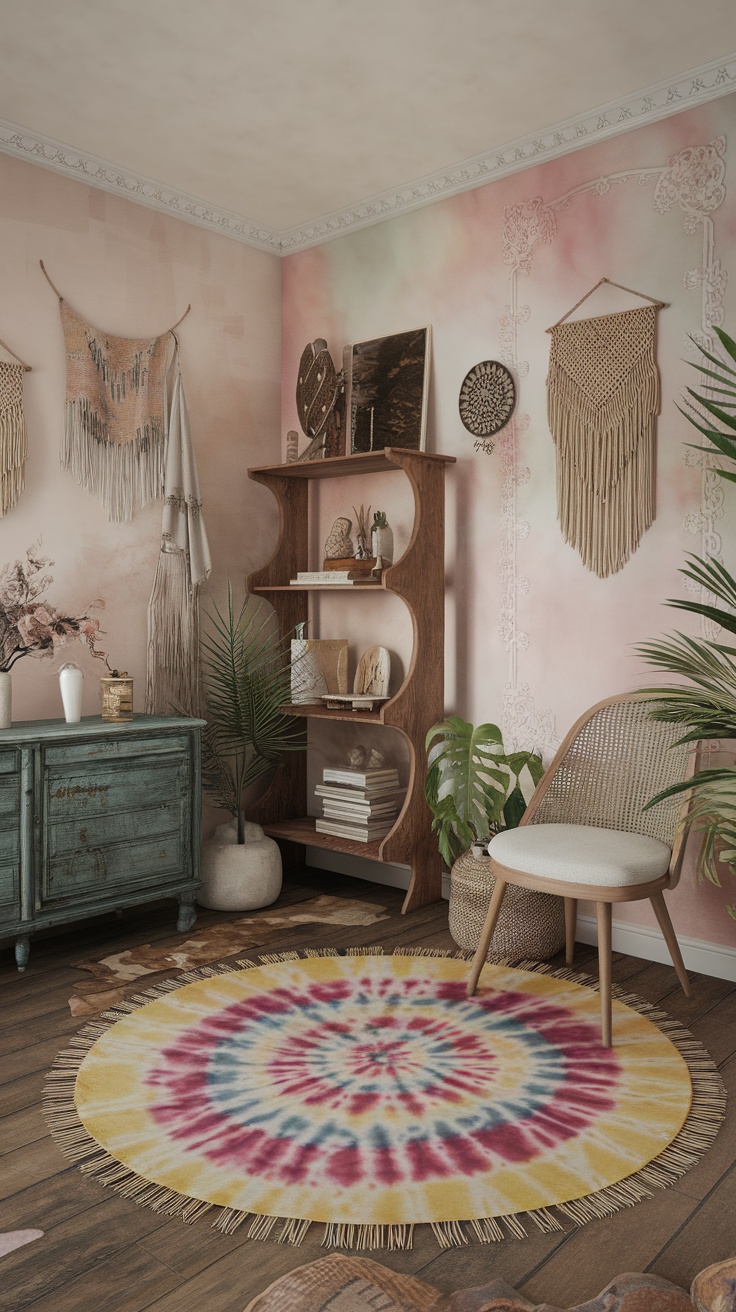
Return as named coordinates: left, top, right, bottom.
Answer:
left=0, top=358, right=29, bottom=516
left=41, top=261, right=190, bottom=523
left=546, top=280, right=664, bottom=578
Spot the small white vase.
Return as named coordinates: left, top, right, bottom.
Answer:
left=198, top=820, right=283, bottom=911
left=0, top=671, right=11, bottom=730
left=371, top=521, right=394, bottom=565
left=59, top=663, right=84, bottom=724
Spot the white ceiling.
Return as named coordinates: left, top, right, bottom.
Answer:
left=1, top=1, right=736, bottom=252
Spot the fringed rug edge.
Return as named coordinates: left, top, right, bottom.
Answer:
left=42, top=946, right=727, bottom=1252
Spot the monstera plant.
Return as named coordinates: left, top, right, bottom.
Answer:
left=424, top=717, right=543, bottom=867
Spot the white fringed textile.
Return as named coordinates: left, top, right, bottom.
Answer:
left=146, top=366, right=211, bottom=716
left=547, top=305, right=660, bottom=578
left=0, top=362, right=27, bottom=516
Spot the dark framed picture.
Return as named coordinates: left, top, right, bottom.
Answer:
left=348, top=326, right=431, bottom=455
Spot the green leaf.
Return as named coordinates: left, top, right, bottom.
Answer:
left=425, top=718, right=539, bottom=860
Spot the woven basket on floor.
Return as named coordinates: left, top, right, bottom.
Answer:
left=449, top=850, right=565, bottom=961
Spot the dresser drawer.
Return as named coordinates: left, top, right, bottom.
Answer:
left=39, top=747, right=192, bottom=909
left=44, top=754, right=190, bottom=822
left=0, top=859, right=19, bottom=915
left=42, top=832, right=187, bottom=905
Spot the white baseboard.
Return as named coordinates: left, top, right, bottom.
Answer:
left=307, top=850, right=736, bottom=981
left=576, top=913, right=736, bottom=983
left=306, top=849, right=451, bottom=900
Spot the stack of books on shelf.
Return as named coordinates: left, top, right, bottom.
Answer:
left=289, top=569, right=379, bottom=586
left=315, top=764, right=404, bottom=842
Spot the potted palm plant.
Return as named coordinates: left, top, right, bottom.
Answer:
left=424, top=717, right=564, bottom=959
left=638, top=325, right=736, bottom=919
left=198, top=585, right=305, bottom=910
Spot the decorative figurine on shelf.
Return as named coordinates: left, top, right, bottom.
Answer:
left=290, top=624, right=329, bottom=705
left=371, top=511, right=394, bottom=566
left=354, top=646, right=390, bottom=698
left=367, top=747, right=386, bottom=769
left=324, top=516, right=354, bottom=560
left=295, top=339, right=346, bottom=461
left=348, top=745, right=368, bottom=769
left=353, top=504, right=372, bottom=559
left=285, top=430, right=300, bottom=462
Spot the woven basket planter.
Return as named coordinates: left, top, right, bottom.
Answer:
left=449, top=850, right=565, bottom=962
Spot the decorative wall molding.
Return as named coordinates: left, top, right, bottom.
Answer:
left=496, top=134, right=728, bottom=754
left=278, top=55, right=736, bottom=253
left=0, top=118, right=283, bottom=254
left=1, top=54, right=734, bottom=256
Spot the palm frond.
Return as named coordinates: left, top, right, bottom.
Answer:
left=200, top=586, right=305, bottom=832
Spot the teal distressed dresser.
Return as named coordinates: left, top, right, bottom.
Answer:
left=0, top=714, right=204, bottom=972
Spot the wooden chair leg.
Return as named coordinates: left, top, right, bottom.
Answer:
left=650, top=891, right=693, bottom=999
left=564, top=898, right=577, bottom=965
left=596, top=902, right=612, bottom=1048
left=467, top=878, right=508, bottom=997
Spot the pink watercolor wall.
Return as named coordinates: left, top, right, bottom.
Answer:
left=281, top=95, right=736, bottom=949
left=0, top=153, right=281, bottom=729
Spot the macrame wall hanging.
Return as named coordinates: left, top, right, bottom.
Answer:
left=41, top=261, right=190, bottom=523
left=0, top=336, right=31, bottom=517
left=146, top=346, right=211, bottom=717
left=546, top=278, right=665, bottom=578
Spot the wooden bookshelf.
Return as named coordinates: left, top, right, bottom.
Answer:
left=247, top=446, right=455, bottom=913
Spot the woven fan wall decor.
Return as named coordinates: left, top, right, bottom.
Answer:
left=546, top=282, right=664, bottom=578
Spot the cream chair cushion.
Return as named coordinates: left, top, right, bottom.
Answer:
left=487, top=823, right=672, bottom=887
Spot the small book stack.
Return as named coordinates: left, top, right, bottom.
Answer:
left=315, top=764, right=404, bottom=842
left=290, top=570, right=379, bottom=586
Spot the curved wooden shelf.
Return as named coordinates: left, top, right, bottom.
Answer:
left=247, top=446, right=455, bottom=913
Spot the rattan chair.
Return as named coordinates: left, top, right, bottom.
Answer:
left=466, top=694, right=694, bottom=1046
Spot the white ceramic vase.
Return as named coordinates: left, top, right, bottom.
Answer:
left=0, top=671, right=10, bottom=730
left=198, top=820, right=283, bottom=911
left=371, top=521, right=394, bottom=565
left=59, top=663, right=84, bottom=724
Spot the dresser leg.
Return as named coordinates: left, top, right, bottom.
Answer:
left=177, top=897, right=197, bottom=933
left=15, top=936, right=30, bottom=972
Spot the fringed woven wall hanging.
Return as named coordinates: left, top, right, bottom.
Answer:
left=0, top=336, right=31, bottom=516
left=146, top=350, right=211, bottom=716
left=40, top=261, right=190, bottom=523
left=546, top=278, right=665, bottom=578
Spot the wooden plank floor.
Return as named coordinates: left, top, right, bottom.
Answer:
left=1, top=867, right=735, bottom=1311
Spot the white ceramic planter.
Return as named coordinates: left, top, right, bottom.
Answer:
left=198, top=820, right=283, bottom=911
left=371, top=522, right=394, bottom=565
left=59, top=663, right=84, bottom=723
left=0, top=671, right=11, bottom=730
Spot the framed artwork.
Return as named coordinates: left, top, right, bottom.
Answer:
left=348, top=326, right=431, bottom=454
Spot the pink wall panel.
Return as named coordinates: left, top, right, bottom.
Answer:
left=281, top=96, right=736, bottom=950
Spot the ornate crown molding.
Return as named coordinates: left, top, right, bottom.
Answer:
left=0, top=118, right=283, bottom=253
left=1, top=53, right=735, bottom=256
left=279, top=55, right=736, bottom=252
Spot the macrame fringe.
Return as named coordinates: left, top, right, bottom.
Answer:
left=0, top=395, right=27, bottom=516
left=547, top=315, right=660, bottom=578
left=43, top=947, right=726, bottom=1252
left=145, top=548, right=201, bottom=715
left=61, top=399, right=165, bottom=524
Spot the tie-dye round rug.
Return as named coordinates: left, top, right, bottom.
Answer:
left=44, top=949, right=725, bottom=1250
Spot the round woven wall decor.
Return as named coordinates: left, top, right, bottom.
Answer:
left=459, top=360, right=516, bottom=436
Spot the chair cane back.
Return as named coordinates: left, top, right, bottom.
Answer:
left=467, top=693, right=696, bottom=1046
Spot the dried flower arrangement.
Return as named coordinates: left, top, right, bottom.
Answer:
left=0, top=544, right=108, bottom=673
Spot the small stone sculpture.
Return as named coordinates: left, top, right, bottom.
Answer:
left=367, top=747, right=386, bottom=769
left=324, top=516, right=354, bottom=559
left=348, top=745, right=368, bottom=769
left=354, top=646, right=391, bottom=698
